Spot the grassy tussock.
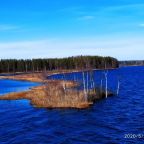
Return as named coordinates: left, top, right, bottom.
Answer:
left=0, top=80, right=113, bottom=108
left=0, top=81, right=92, bottom=108
left=29, top=82, right=92, bottom=108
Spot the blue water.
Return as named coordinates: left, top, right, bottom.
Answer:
left=0, top=66, right=144, bottom=144
left=0, top=79, right=40, bottom=95
left=48, top=68, right=120, bottom=92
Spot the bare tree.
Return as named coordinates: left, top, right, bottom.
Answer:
left=90, top=71, right=94, bottom=89
left=82, top=71, right=87, bottom=101
left=117, top=76, right=120, bottom=96
left=100, top=73, right=104, bottom=95
left=104, top=71, right=108, bottom=98
left=104, top=60, right=108, bottom=98
left=86, top=71, right=89, bottom=93
left=62, top=73, right=66, bottom=97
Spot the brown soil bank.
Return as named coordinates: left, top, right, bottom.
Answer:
left=0, top=72, right=113, bottom=109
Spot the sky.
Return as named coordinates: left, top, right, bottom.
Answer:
left=0, top=0, right=144, bottom=60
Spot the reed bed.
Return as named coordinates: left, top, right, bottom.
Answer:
left=0, top=72, right=113, bottom=109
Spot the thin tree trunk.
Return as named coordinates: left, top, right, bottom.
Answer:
left=90, top=70, right=95, bottom=92
left=104, top=60, right=108, bottom=98
left=104, top=71, right=108, bottom=98
left=100, top=79, right=103, bottom=95
left=86, top=71, right=89, bottom=93
left=62, top=81, right=66, bottom=98
left=62, top=73, right=66, bottom=98
left=90, top=71, right=93, bottom=89
left=117, top=79, right=120, bottom=96
left=82, top=71, right=87, bottom=101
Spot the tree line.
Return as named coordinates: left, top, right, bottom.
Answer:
left=0, top=56, right=119, bottom=73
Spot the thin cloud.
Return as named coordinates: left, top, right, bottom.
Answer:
left=0, top=37, right=144, bottom=60
left=0, top=24, right=19, bottom=31
left=139, top=23, right=144, bottom=27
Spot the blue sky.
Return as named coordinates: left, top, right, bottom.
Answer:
left=0, top=0, right=144, bottom=60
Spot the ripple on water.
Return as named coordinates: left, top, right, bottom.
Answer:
left=0, top=66, right=144, bottom=144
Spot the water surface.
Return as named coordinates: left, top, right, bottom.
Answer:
left=0, top=79, right=40, bottom=95
left=0, top=66, right=144, bottom=144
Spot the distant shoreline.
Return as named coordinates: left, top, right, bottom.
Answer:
left=0, top=67, right=117, bottom=79
left=119, top=65, right=144, bottom=67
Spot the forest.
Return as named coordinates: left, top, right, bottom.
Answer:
left=0, top=56, right=119, bottom=73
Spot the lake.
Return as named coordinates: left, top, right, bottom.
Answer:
left=0, top=79, right=40, bottom=95
left=0, top=66, right=144, bottom=144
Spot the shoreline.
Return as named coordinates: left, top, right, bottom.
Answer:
left=0, top=69, right=114, bottom=109
left=0, top=67, right=117, bottom=78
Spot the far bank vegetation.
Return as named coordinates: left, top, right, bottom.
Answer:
left=0, top=56, right=118, bottom=73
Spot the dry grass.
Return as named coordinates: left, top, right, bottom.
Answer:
left=33, top=82, right=92, bottom=108
left=1, top=69, right=80, bottom=82
left=0, top=81, right=112, bottom=109
left=1, top=73, right=44, bottom=82
left=0, top=81, right=92, bottom=108
left=0, top=71, right=113, bottom=109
